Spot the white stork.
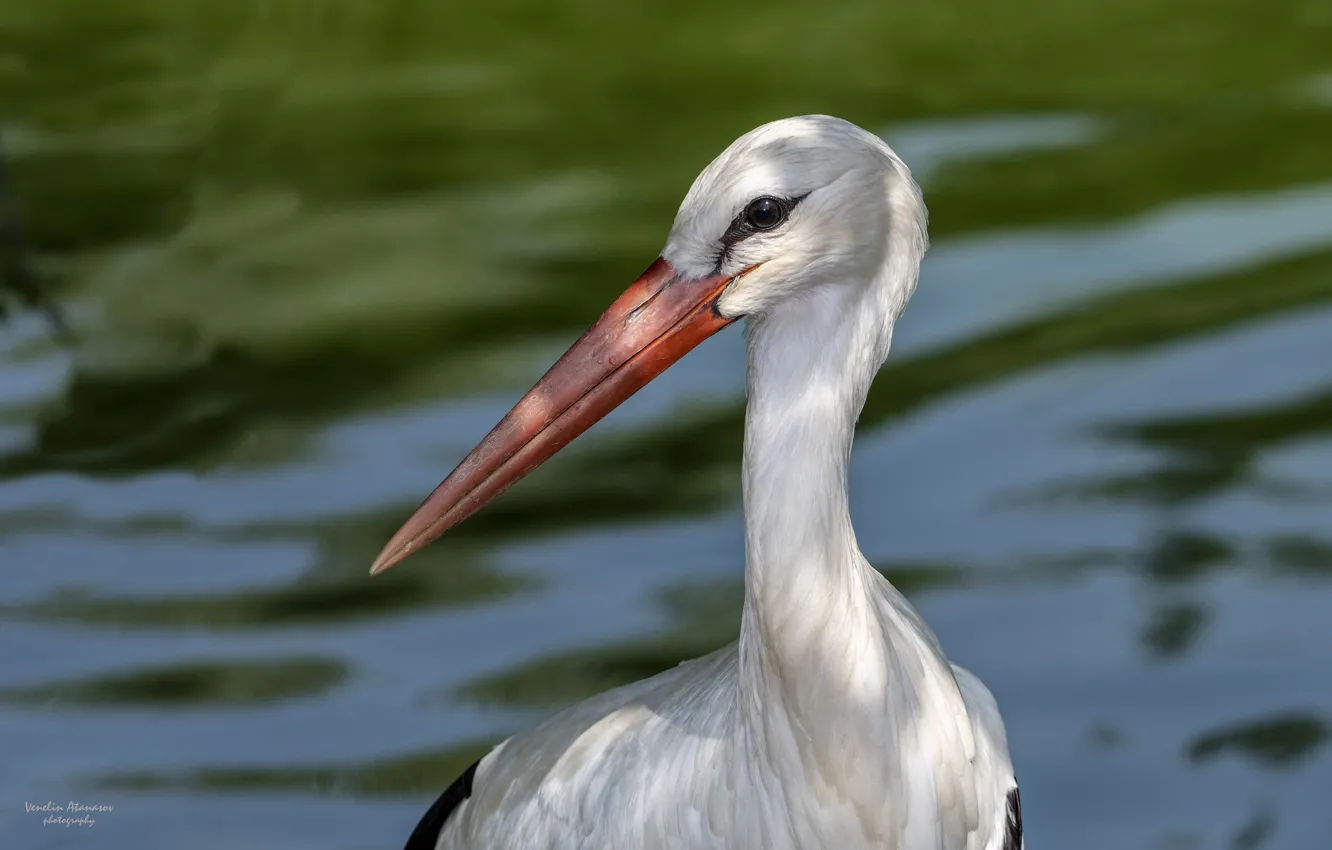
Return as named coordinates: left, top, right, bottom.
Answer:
left=371, top=115, right=1022, bottom=850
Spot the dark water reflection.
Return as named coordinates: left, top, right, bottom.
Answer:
left=3, top=3, right=1332, bottom=849
left=1188, top=713, right=1330, bottom=770
left=0, top=657, right=347, bottom=708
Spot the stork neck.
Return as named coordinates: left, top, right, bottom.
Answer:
left=738, top=283, right=886, bottom=656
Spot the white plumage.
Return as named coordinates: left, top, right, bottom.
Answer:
left=382, top=115, right=1021, bottom=850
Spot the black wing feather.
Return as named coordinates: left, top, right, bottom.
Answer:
left=1003, top=786, right=1023, bottom=850
left=403, top=759, right=480, bottom=850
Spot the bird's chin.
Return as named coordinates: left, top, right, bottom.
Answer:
left=714, top=266, right=787, bottom=319
left=719, top=280, right=823, bottom=322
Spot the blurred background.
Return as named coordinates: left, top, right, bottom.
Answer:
left=2, top=1, right=1331, bottom=848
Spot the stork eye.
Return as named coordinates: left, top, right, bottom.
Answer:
left=745, top=197, right=786, bottom=230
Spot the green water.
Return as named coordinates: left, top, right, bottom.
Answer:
left=2, top=2, right=1331, bottom=848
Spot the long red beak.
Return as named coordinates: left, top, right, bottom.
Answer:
left=370, top=258, right=737, bottom=574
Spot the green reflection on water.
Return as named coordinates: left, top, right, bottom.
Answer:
left=1188, top=711, right=1330, bottom=768
left=1141, top=602, right=1208, bottom=659
left=1264, top=536, right=1332, bottom=577
left=0, top=656, right=345, bottom=707
left=1142, top=532, right=1234, bottom=585
left=96, top=738, right=496, bottom=797
left=5, top=562, right=519, bottom=629
left=927, top=108, right=1332, bottom=237
left=2, top=517, right=532, bottom=629
left=1030, top=383, right=1332, bottom=507
left=1230, top=808, right=1277, bottom=850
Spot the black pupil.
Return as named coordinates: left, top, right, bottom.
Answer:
left=747, top=197, right=782, bottom=229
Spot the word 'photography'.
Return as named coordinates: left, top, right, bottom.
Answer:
left=24, top=800, right=114, bottom=828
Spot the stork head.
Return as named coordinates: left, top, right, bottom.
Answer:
left=666, top=114, right=926, bottom=322
left=370, top=115, right=926, bottom=574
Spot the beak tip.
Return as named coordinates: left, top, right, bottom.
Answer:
left=368, top=543, right=409, bottom=576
